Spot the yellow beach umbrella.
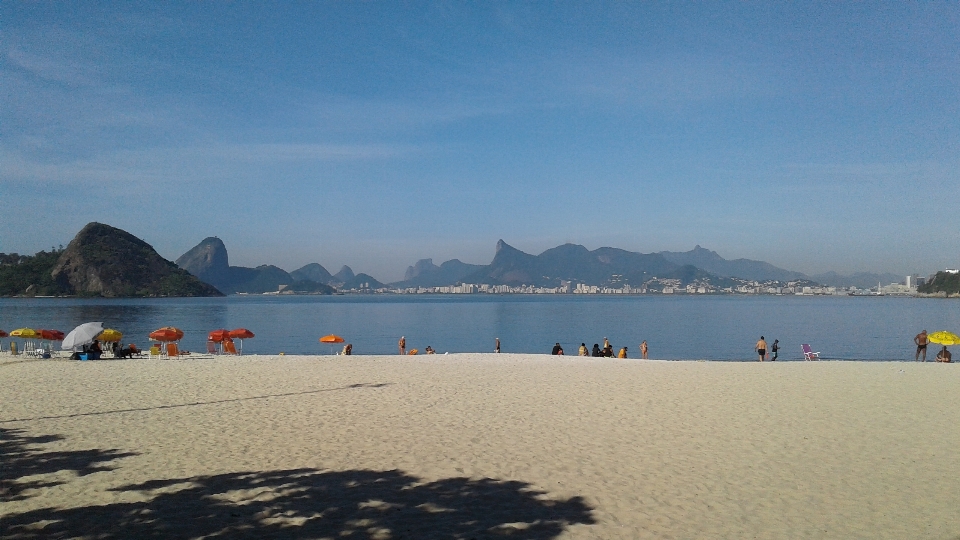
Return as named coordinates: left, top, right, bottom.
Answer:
left=99, top=329, right=123, bottom=342
left=10, top=328, right=39, bottom=338
left=927, top=331, right=960, bottom=346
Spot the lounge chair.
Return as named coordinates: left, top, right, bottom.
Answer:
left=206, top=341, right=218, bottom=355
left=166, top=343, right=180, bottom=358
left=801, top=344, right=820, bottom=361
left=149, top=345, right=162, bottom=358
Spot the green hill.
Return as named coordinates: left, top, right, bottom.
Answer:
left=918, top=272, right=960, bottom=295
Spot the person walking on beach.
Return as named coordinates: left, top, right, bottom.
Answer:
left=771, top=339, right=779, bottom=361
left=398, top=336, right=406, bottom=355
left=640, top=340, right=648, bottom=359
left=755, top=336, right=767, bottom=362
left=914, top=330, right=928, bottom=362
left=495, top=338, right=500, bottom=353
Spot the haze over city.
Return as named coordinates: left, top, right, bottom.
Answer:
left=2, top=3, right=957, bottom=282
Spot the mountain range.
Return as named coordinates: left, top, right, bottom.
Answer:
left=174, top=237, right=906, bottom=293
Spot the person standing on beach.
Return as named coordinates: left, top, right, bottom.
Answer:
left=603, top=337, right=611, bottom=350
left=398, top=336, right=406, bottom=355
left=495, top=338, right=500, bottom=353
left=771, top=339, right=779, bottom=361
left=914, top=330, right=928, bottom=361
left=640, top=340, right=648, bottom=359
left=755, top=336, right=767, bottom=362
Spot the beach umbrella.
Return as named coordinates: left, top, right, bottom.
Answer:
left=10, top=328, right=40, bottom=338
left=99, top=329, right=123, bottom=342
left=228, top=328, right=254, bottom=355
left=0, top=330, right=8, bottom=338
left=149, top=327, right=184, bottom=342
left=208, top=329, right=231, bottom=342
left=62, top=322, right=105, bottom=351
left=928, top=331, right=960, bottom=346
left=320, top=334, right=345, bottom=355
left=38, top=329, right=65, bottom=341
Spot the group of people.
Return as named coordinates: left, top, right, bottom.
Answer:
left=914, top=330, right=951, bottom=363
left=754, top=336, right=780, bottom=362
left=550, top=338, right=649, bottom=359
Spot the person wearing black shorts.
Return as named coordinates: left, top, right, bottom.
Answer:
left=755, top=336, right=767, bottom=362
left=914, top=330, right=928, bottom=361
left=771, top=339, right=779, bottom=361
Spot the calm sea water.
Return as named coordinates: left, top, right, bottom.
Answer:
left=1, top=295, right=957, bottom=361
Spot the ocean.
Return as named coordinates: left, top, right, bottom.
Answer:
left=1, top=295, right=956, bottom=361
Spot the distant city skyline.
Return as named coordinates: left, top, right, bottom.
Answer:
left=2, top=3, right=957, bottom=282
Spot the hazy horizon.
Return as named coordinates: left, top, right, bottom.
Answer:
left=3, top=4, right=957, bottom=282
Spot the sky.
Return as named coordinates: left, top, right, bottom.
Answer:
left=2, top=2, right=958, bottom=282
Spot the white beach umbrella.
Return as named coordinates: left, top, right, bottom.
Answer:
left=62, top=322, right=105, bottom=351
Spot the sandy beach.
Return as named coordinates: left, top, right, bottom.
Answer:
left=2, top=354, right=958, bottom=539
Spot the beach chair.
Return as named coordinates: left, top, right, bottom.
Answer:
left=801, top=344, right=820, bottom=361
left=149, top=345, right=162, bottom=359
left=166, top=343, right=180, bottom=358
left=206, top=341, right=218, bottom=355
left=223, top=340, right=238, bottom=355
left=10, top=342, right=18, bottom=355
left=24, top=340, right=35, bottom=356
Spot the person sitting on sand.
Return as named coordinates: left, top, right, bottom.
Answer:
left=425, top=346, right=435, bottom=354
left=578, top=343, right=588, bottom=356
left=936, top=346, right=951, bottom=363
left=591, top=343, right=602, bottom=357
left=602, top=345, right=614, bottom=357
left=551, top=343, right=562, bottom=355
left=344, top=344, right=353, bottom=355
left=618, top=346, right=627, bottom=358
left=89, top=340, right=103, bottom=360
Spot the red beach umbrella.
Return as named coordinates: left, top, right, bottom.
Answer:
left=38, top=329, right=65, bottom=341
left=208, top=329, right=232, bottom=343
left=149, top=327, right=183, bottom=342
left=228, top=328, right=254, bottom=355
left=0, top=330, right=8, bottom=338
left=319, top=335, right=345, bottom=343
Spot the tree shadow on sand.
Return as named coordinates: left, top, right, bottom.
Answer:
left=3, top=467, right=595, bottom=539
left=0, top=427, right=138, bottom=503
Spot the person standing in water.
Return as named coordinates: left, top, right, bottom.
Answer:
left=755, top=336, right=767, bottom=362
left=495, top=338, right=500, bottom=353
left=640, top=340, right=648, bottom=359
left=398, top=336, right=406, bottom=355
left=771, top=339, right=779, bottom=361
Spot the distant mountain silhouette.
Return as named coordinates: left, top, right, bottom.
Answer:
left=177, top=238, right=332, bottom=294
left=290, top=263, right=333, bottom=284
left=461, top=240, right=705, bottom=287
left=392, top=259, right=485, bottom=288
left=340, top=273, right=385, bottom=290
left=330, top=266, right=355, bottom=286
left=659, top=246, right=806, bottom=282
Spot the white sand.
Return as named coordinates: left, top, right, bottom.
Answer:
left=2, top=354, right=958, bottom=539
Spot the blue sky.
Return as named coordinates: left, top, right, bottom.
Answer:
left=2, top=2, right=958, bottom=282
